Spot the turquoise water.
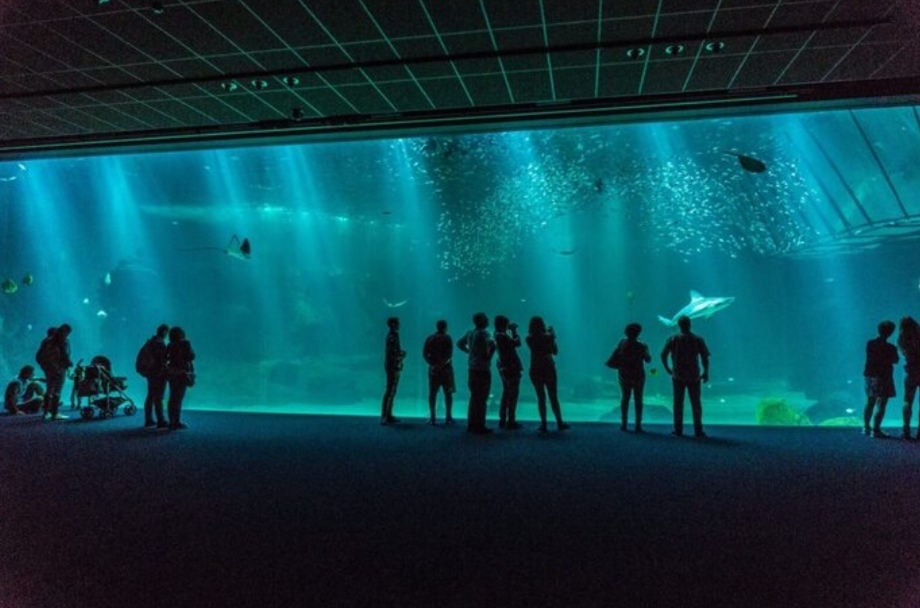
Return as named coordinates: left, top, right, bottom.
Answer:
left=2, top=105, right=919, bottom=426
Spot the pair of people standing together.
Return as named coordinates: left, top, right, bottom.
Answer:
left=608, top=315, right=711, bottom=438
left=136, top=324, right=196, bottom=430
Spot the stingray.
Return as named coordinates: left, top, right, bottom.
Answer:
left=383, top=298, right=408, bottom=308
left=180, top=234, right=251, bottom=260
left=721, top=151, right=767, bottom=174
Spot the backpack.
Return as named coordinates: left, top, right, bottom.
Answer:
left=605, top=339, right=625, bottom=369
left=135, top=339, right=155, bottom=378
left=35, top=336, right=57, bottom=370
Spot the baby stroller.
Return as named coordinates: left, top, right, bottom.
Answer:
left=70, top=356, right=138, bottom=420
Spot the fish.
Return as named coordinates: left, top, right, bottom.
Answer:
left=21, top=273, right=33, bottom=286
left=103, top=272, right=112, bottom=286
left=1, top=278, right=17, bottom=294
left=227, top=237, right=251, bottom=260
left=383, top=298, right=408, bottom=308
left=657, top=290, right=735, bottom=327
left=722, top=151, right=767, bottom=173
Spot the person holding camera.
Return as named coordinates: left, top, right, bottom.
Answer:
left=494, top=315, right=523, bottom=430
left=526, top=316, right=569, bottom=433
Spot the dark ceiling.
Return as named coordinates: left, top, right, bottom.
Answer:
left=1, top=0, right=918, bottom=157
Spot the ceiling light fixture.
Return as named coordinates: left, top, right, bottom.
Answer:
left=221, top=81, right=239, bottom=92
left=665, top=44, right=686, bottom=56
left=704, top=41, right=726, bottom=53
left=150, top=1, right=165, bottom=15
left=281, top=76, right=300, bottom=87
left=626, top=47, right=646, bottom=60
left=251, top=80, right=268, bottom=90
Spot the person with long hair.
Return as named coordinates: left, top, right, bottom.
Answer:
left=897, top=316, right=920, bottom=440
left=494, top=315, right=523, bottom=430
left=166, top=326, right=196, bottom=430
left=526, top=316, right=569, bottom=433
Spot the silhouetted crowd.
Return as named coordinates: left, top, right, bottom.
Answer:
left=381, top=312, right=711, bottom=437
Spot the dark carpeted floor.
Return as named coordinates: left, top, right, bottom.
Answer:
left=1, top=411, right=918, bottom=608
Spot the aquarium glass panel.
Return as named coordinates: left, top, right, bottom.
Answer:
left=2, top=104, right=920, bottom=428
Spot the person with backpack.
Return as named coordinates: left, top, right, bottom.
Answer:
left=36, top=324, right=72, bottom=421
left=136, top=324, right=170, bottom=429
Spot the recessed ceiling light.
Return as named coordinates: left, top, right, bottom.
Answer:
left=97, top=0, right=110, bottom=5
left=151, top=1, right=165, bottom=15
left=221, top=81, right=239, bottom=92
left=704, top=41, right=726, bottom=53
left=626, top=47, right=646, bottom=60
left=251, top=80, right=269, bottom=90
left=665, top=44, right=686, bottom=56
left=281, top=76, right=300, bottom=87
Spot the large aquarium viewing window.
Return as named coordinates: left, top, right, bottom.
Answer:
left=2, top=104, right=919, bottom=427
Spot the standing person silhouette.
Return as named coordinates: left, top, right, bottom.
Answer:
left=457, top=312, right=496, bottom=434
left=526, top=316, right=569, bottom=433
left=606, top=322, right=652, bottom=432
left=494, top=315, right=524, bottom=430
left=423, top=319, right=455, bottom=426
left=863, top=320, right=898, bottom=438
left=166, top=326, right=195, bottom=430
left=137, top=323, right=170, bottom=429
left=380, top=317, right=406, bottom=425
left=897, top=316, right=920, bottom=440
left=37, top=324, right=72, bottom=421
left=660, top=315, right=710, bottom=438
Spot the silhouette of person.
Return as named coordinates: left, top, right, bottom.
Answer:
left=423, top=319, right=455, bottom=425
left=457, top=312, right=496, bottom=434
left=138, top=324, right=170, bottom=429
left=494, top=315, right=524, bottom=430
left=897, top=316, right=920, bottom=440
left=607, top=322, right=652, bottom=432
left=863, top=320, right=898, bottom=438
left=526, top=316, right=569, bottom=433
left=4, top=365, right=45, bottom=415
left=380, top=316, right=406, bottom=425
left=39, top=324, right=72, bottom=421
left=660, top=315, right=710, bottom=437
left=166, top=326, right=195, bottom=430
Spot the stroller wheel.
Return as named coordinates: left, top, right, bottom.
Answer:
left=124, top=403, right=137, bottom=416
left=80, top=407, right=95, bottom=421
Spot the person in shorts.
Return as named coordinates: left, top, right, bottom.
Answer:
left=863, top=320, right=899, bottom=438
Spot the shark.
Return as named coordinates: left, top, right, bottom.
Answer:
left=658, top=290, right=735, bottom=327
